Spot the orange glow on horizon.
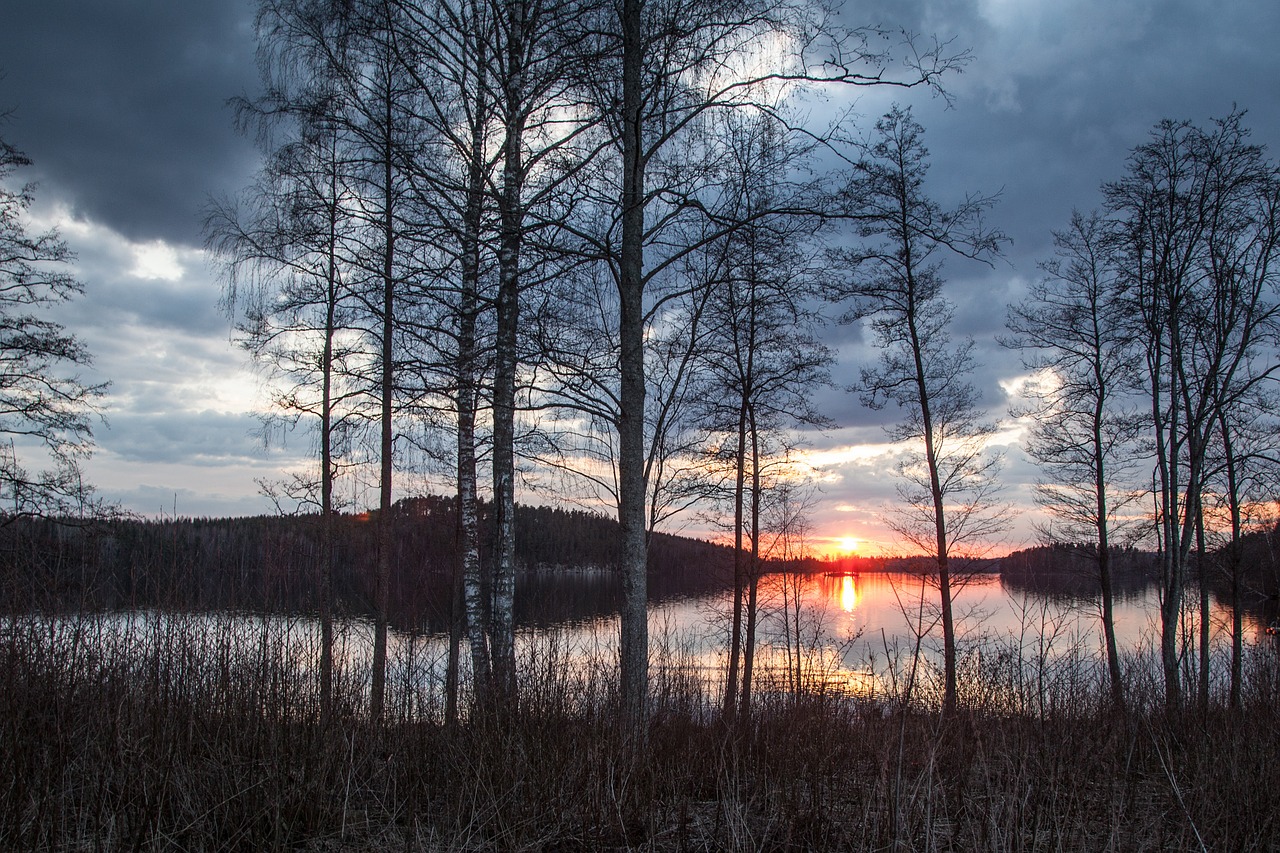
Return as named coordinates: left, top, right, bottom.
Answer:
left=813, top=529, right=1020, bottom=561
left=815, top=535, right=873, bottom=559
left=818, top=534, right=891, bottom=559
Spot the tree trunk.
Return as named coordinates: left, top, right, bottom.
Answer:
left=458, top=0, right=492, bottom=709
left=458, top=221, right=489, bottom=708
left=1093, top=397, right=1124, bottom=713
left=370, top=92, right=396, bottom=722
left=722, top=399, right=747, bottom=721
left=740, top=407, right=762, bottom=718
left=445, top=550, right=462, bottom=725
left=617, top=0, right=648, bottom=726
left=1097, top=542, right=1123, bottom=712
left=1195, top=497, right=1210, bottom=711
left=1154, top=338, right=1182, bottom=713
left=318, top=141, right=339, bottom=724
left=909, top=287, right=956, bottom=714
left=490, top=0, right=528, bottom=709
left=1220, top=412, right=1243, bottom=709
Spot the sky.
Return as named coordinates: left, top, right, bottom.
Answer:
left=2, top=0, right=1279, bottom=556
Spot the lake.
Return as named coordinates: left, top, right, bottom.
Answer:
left=28, top=568, right=1274, bottom=715
left=507, top=569, right=1274, bottom=708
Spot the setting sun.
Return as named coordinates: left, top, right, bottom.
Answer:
left=837, top=536, right=859, bottom=554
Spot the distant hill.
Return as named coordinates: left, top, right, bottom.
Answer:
left=0, top=494, right=734, bottom=628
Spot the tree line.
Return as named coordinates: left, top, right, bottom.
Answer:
left=0, top=494, right=734, bottom=624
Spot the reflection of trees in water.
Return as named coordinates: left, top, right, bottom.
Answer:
left=999, top=542, right=1280, bottom=634
left=0, top=497, right=736, bottom=634
left=511, top=562, right=734, bottom=630
left=998, top=546, right=1158, bottom=604
left=999, top=568, right=1158, bottom=606
left=1206, top=576, right=1280, bottom=636
left=412, top=555, right=735, bottom=634
left=1208, top=528, right=1280, bottom=631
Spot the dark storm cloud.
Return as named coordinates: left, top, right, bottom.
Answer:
left=63, top=269, right=231, bottom=340
left=0, top=0, right=260, bottom=247
left=901, top=0, right=1280, bottom=288
left=823, top=0, right=1280, bottom=432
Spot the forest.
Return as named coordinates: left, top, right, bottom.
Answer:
left=2, top=0, right=1280, bottom=849
left=0, top=496, right=736, bottom=626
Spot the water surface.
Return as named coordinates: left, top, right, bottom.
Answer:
left=21, top=569, right=1273, bottom=712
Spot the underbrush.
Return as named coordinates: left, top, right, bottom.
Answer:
left=1, top=612, right=1277, bottom=851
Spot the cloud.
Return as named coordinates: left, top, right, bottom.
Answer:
left=100, top=480, right=277, bottom=520
left=129, top=242, right=186, bottom=282
left=43, top=212, right=231, bottom=339
left=0, top=0, right=260, bottom=247
left=102, top=410, right=272, bottom=466
left=5, top=0, right=1280, bottom=545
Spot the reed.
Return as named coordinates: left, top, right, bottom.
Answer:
left=0, top=610, right=1276, bottom=850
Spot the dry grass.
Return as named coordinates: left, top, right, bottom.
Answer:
left=0, top=611, right=1277, bottom=851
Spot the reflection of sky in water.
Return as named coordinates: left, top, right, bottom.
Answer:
left=562, top=571, right=1270, bottom=702
left=15, top=573, right=1273, bottom=712
left=513, top=571, right=1272, bottom=703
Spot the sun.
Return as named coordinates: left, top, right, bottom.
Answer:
left=836, top=536, right=859, bottom=554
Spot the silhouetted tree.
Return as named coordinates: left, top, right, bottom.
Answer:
left=207, top=110, right=366, bottom=718
left=835, top=105, right=1007, bottom=714
left=382, top=0, right=501, bottom=712
left=572, top=1, right=965, bottom=724
left=1104, top=109, right=1280, bottom=711
left=699, top=112, right=832, bottom=721
left=1004, top=210, right=1145, bottom=712
left=0, top=134, right=105, bottom=521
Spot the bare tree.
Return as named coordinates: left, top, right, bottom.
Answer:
left=1004, top=210, right=1145, bottom=712
left=486, top=0, right=606, bottom=705
left=697, top=112, right=833, bottom=722
left=1104, top=109, right=1280, bottom=711
left=1194, top=122, right=1280, bottom=707
left=207, top=109, right=367, bottom=719
left=835, top=105, right=1006, bottom=714
left=394, top=0, right=607, bottom=709
left=574, top=0, right=965, bottom=724
left=382, top=0, right=501, bottom=712
left=242, top=0, right=426, bottom=719
left=212, top=0, right=433, bottom=718
left=0, top=134, right=105, bottom=522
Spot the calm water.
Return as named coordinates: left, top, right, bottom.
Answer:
left=599, top=570, right=1272, bottom=702
left=29, top=569, right=1274, bottom=712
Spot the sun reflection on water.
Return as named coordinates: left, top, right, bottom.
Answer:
left=839, top=575, right=858, bottom=613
